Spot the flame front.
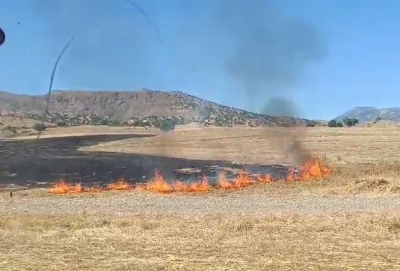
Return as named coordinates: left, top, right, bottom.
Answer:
left=146, top=170, right=174, bottom=193
left=49, top=159, right=331, bottom=195
left=107, top=178, right=132, bottom=190
left=50, top=178, right=84, bottom=194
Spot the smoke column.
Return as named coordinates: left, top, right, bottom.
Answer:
left=213, top=0, right=328, bottom=165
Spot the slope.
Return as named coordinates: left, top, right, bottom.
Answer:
left=0, top=89, right=313, bottom=127
left=335, top=106, right=400, bottom=122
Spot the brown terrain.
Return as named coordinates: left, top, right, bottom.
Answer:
left=0, top=91, right=400, bottom=270
left=0, top=89, right=314, bottom=133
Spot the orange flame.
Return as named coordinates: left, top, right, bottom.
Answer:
left=234, top=170, right=254, bottom=188
left=187, top=177, right=211, bottom=192
left=145, top=170, right=174, bottom=193
left=49, top=158, right=331, bottom=195
left=287, top=158, right=331, bottom=182
left=256, top=174, right=273, bottom=184
left=106, top=178, right=132, bottom=191
left=174, top=181, right=189, bottom=192
left=49, top=178, right=84, bottom=194
left=217, top=172, right=236, bottom=190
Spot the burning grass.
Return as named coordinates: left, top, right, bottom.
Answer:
left=49, top=158, right=331, bottom=195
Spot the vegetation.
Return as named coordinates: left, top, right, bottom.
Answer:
left=108, top=120, right=121, bottom=126
left=3, top=125, right=17, bottom=134
left=328, top=120, right=339, bottom=127
left=373, top=116, right=382, bottom=124
left=342, top=117, right=359, bottom=127
left=328, top=119, right=346, bottom=127
left=56, top=120, right=67, bottom=127
left=33, top=123, right=47, bottom=132
left=159, top=120, right=176, bottom=132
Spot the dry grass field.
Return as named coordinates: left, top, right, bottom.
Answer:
left=1, top=126, right=400, bottom=270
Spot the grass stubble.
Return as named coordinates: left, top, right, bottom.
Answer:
left=1, top=126, right=400, bottom=270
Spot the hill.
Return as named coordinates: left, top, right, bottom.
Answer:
left=335, top=106, right=400, bottom=122
left=0, top=89, right=315, bottom=129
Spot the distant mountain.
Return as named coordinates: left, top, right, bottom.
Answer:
left=0, top=89, right=316, bottom=128
left=335, top=106, right=400, bottom=122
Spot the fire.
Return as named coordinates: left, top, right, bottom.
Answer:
left=145, top=170, right=174, bottom=193
left=300, top=159, right=331, bottom=179
left=217, top=171, right=254, bottom=190
left=49, top=178, right=84, bottom=194
left=217, top=172, right=236, bottom=190
left=106, top=178, right=132, bottom=190
left=174, top=181, right=188, bottom=192
left=49, top=158, right=331, bottom=195
left=256, top=174, right=273, bottom=184
left=234, top=170, right=254, bottom=188
left=187, top=177, right=211, bottom=192
left=287, top=158, right=331, bottom=182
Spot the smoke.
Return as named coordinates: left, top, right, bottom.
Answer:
left=261, top=97, right=300, bottom=118
left=216, top=0, right=327, bottom=99
left=214, top=0, right=328, bottom=165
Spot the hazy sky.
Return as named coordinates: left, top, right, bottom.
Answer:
left=1, top=0, right=399, bottom=120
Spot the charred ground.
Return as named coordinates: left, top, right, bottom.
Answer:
left=0, top=133, right=291, bottom=190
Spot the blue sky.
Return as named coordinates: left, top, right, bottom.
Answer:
left=0, top=0, right=399, bottom=120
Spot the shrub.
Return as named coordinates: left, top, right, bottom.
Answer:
left=159, top=120, right=176, bottom=132
left=306, top=122, right=315, bottom=127
left=343, top=117, right=359, bottom=127
left=33, top=123, right=46, bottom=132
left=56, top=120, right=67, bottom=127
left=4, top=125, right=17, bottom=134
left=99, top=119, right=109, bottom=125
left=109, top=120, right=121, bottom=126
left=373, top=116, right=382, bottom=124
left=328, top=120, right=337, bottom=127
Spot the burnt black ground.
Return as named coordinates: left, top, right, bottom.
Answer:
left=0, top=134, right=292, bottom=189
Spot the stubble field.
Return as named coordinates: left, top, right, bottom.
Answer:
left=1, top=125, right=400, bottom=270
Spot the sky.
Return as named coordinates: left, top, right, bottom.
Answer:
left=0, top=0, right=400, bottom=120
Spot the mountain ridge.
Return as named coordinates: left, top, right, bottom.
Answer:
left=335, top=106, right=400, bottom=122
left=0, top=89, right=316, bottom=128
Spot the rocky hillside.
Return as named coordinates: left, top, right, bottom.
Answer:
left=0, top=89, right=315, bottom=127
left=335, top=106, right=400, bottom=122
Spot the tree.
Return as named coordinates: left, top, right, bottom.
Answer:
left=33, top=123, right=46, bottom=132
left=159, top=120, right=176, bottom=132
left=56, top=120, right=67, bottom=127
left=373, top=116, right=382, bottom=124
left=328, top=120, right=344, bottom=127
left=108, top=120, right=121, bottom=126
left=343, top=117, right=359, bottom=127
left=4, top=125, right=17, bottom=134
left=99, top=119, right=109, bottom=125
left=328, top=120, right=337, bottom=127
left=306, top=122, right=315, bottom=127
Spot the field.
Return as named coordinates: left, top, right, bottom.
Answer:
left=1, top=125, right=400, bottom=270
